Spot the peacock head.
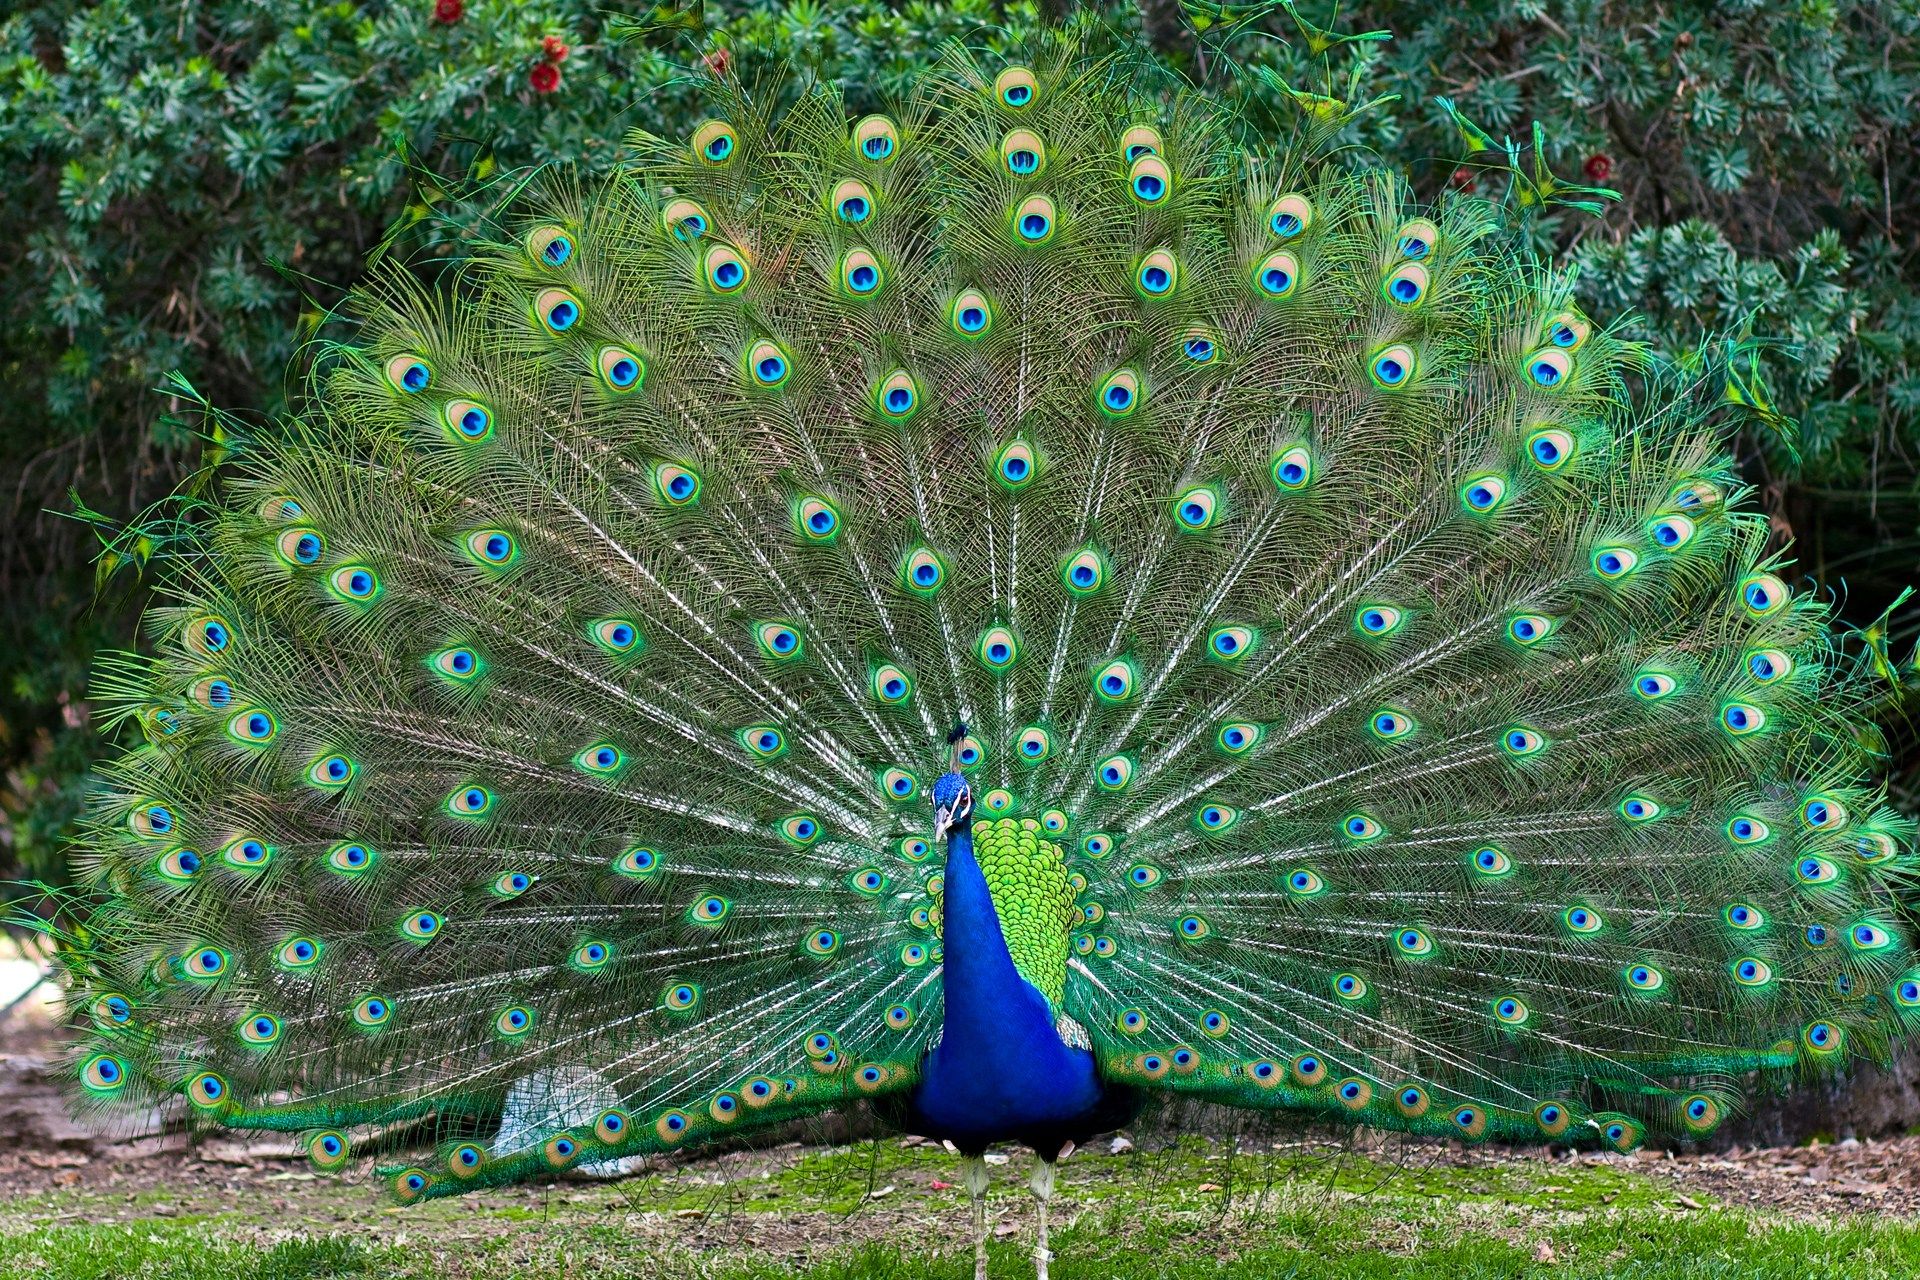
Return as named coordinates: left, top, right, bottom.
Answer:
left=932, top=771, right=973, bottom=839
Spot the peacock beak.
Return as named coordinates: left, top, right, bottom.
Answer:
left=934, top=784, right=972, bottom=839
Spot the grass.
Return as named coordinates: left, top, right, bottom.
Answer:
left=3, top=1138, right=1918, bottom=1279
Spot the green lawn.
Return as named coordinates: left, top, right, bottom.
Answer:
left=2, top=1138, right=1915, bottom=1279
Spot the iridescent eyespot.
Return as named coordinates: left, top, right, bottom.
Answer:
left=977, top=626, right=1021, bottom=671
left=307, top=1131, right=350, bottom=1170
left=1592, top=546, right=1638, bottom=579
left=795, top=496, right=841, bottom=542
left=1369, top=344, right=1415, bottom=388
left=447, top=1144, right=486, bottom=1178
left=1394, top=927, right=1433, bottom=956
left=1545, top=312, right=1591, bottom=349
left=496, top=1006, right=534, bottom=1036
left=1042, top=809, right=1067, bottom=834
left=277, top=527, right=325, bottom=566
left=664, top=982, right=699, bottom=1010
left=842, top=249, right=883, bottom=297
left=704, top=243, right=749, bottom=293
left=1082, top=832, right=1113, bottom=858
left=157, top=847, right=203, bottom=881
left=1680, top=1095, right=1722, bottom=1133
left=779, top=814, right=822, bottom=845
left=1013, top=195, right=1055, bottom=243
left=527, top=225, right=573, bottom=267
left=277, top=936, right=322, bottom=969
left=1333, top=973, right=1366, bottom=1000
left=1469, top=845, right=1512, bottom=876
left=1746, top=649, right=1792, bottom=683
left=1291, top=1054, right=1327, bottom=1087
left=1217, top=721, right=1262, bottom=755
left=1633, top=671, right=1677, bottom=700
left=1849, top=922, right=1894, bottom=951
left=307, top=753, right=356, bottom=789
left=1858, top=832, right=1900, bottom=863
left=1624, top=962, right=1665, bottom=991
left=1338, top=1079, right=1373, bottom=1109
left=227, top=708, right=277, bottom=744
left=1500, top=725, right=1545, bottom=757
left=615, top=846, right=661, bottom=878
left=1137, top=249, right=1177, bottom=297
left=660, top=198, right=710, bottom=240
left=1015, top=726, right=1053, bottom=763
left=747, top=340, right=790, bottom=387
left=1092, top=935, right=1116, bottom=956
left=1721, top=702, right=1766, bottom=735
left=873, top=370, right=919, bottom=419
left=447, top=786, right=493, bottom=817
left=238, top=1013, right=281, bottom=1045
left=1724, top=902, right=1764, bottom=929
left=1527, top=428, right=1575, bottom=471
left=880, top=768, right=918, bottom=800
left=184, top=945, right=228, bottom=978
left=755, top=622, right=804, bottom=661
left=1896, top=979, right=1920, bottom=1008
left=462, top=529, right=519, bottom=569
left=385, top=354, right=432, bottom=394
left=328, top=564, right=380, bottom=601
left=1093, top=659, right=1137, bottom=702
left=1493, top=996, right=1529, bottom=1025
left=886, top=1004, right=916, bottom=1030
left=1460, top=474, right=1506, bottom=513
left=1097, top=369, right=1142, bottom=417
left=850, top=867, right=887, bottom=896
left=1001, top=128, right=1046, bottom=176
left=993, top=439, right=1040, bottom=489
left=898, top=836, right=932, bottom=862
left=493, top=871, right=534, bottom=898
left=1369, top=708, right=1414, bottom=741
left=1525, top=348, right=1571, bottom=388
left=1181, top=328, right=1218, bottom=363
left=1268, top=193, right=1313, bottom=238
left=1396, top=219, right=1438, bottom=260
left=353, top=996, right=392, bottom=1027
left=1649, top=515, right=1695, bottom=549
left=1119, top=124, right=1161, bottom=161
left=1195, top=805, right=1237, bottom=833
left=1802, top=1022, right=1843, bottom=1055
left=1508, top=614, right=1551, bottom=645
left=589, top=618, right=642, bottom=655
left=1254, top=251, right=1298, bottom=298
left=1097, top=755, right=1135, bottom=790
left=1270, top=444, right=1313, bottom=491
left=428, top=647, right=483, bottom=684
left=1356, top=605, right=1404, bottom=637
left=1383, top=263, right=1427, bottom=306
left=1285, top=868, right=1325, bottom=896
left=1801, top=795, right=1848, bottom=829
left=1671, top=478, right=1722, bottom=509
left=595, top=1109, right=629, bottom=1142
left=954, top=736, right=984, bottom=767
left=187, top=1072, right=229, bottom=1109
left=81, top=1054, right=126, bottom=1093
left=1731, top=956, right=1772, bottom=986
left=1060, top=546, right=1108, bottom=595
left=1342, top=813, right=1382, bottom=841
left=951, top=289, right=993, bottom=337
left=854, top=114, right=899, bottom=161
left=994, top=66, right=1037, bottom=108
left=1172, top=485, right=1219, bottom=530
left=871, top=663, right=913, bottom=704
left=575, top=743, right=625, bottom=776
left=1127, top=154, right=1171, bottom=203
left=327, top=842, right=375, bottom=874
left=400, top=910, right=442, bottom=942
left=129, top=802, right=174, bottom=838
left=654, top=463, right=702, bottom=506
left=1394, top=1085, right=1430, bottom=1118
left=1208, top=625, right=1256, bottom=662
left=900, top=942, right=929, bottom=967
left=981, top=788, right=1015, bottom=814
left=1805, top=924, right=1834, bottom=948
left=1564, top=906, right=1603, bottom=934
left=1739, top=573, right=1789, bottom=617
left=534, top=288, right=580, bottom=334
left=901, top=545, right=948, bottom=595
left=91, top=993, right=134, bottom=1028
left=691, top=120, right=737, bottom=165
left=1125, top=863, right=1162, bottom=891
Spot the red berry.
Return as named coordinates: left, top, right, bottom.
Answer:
left=1449, top=166, right=1475, bottom=187
left=542, top=36, right=570, bottom=62
left=530, top=62, right=561, bottom=95
left=704, top=47, right=732, bottom=78
left=1583, top=153, right=1614, bottom=183
left=433, top=0, right=462, bottom=22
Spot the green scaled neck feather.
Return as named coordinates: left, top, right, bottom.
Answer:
left=54, top=29, right=1916, bottom=1247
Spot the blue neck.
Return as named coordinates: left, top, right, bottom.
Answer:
left=905, top=821, right=1103, bottom=1151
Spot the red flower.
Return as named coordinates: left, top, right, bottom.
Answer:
left=542, top=35, right=570, bottom=62
left=704, top=47, right=732, bottom=78
left=1449, top=166, right=1475, bottom=188
left=433, top=0, right=462, bottom=22
left=1584, top=153, right=1614, bottom=183
left=530, top=62, right=561, bottom=95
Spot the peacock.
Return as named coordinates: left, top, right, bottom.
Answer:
left=56, top=28, right=1919, bottom=1280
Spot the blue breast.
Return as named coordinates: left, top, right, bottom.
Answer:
left=904, top=822, right=1111, bottom=1152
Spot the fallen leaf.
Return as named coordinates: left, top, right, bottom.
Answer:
left=1197, top=1183, right=1223, bottom=1193
left=1533, top=1241, right=1557, bottom=1264
left=1674, top=1194, right=1706, bottom=1210
left=931, top=1180, right=955, bottom=1191
left=869, top=1185, right=896, bottom=1200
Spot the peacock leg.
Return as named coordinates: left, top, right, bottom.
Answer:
left=961, top=1154, right=991, bottom=1280
left=1028, top=1152, right=1058, bottom=1280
